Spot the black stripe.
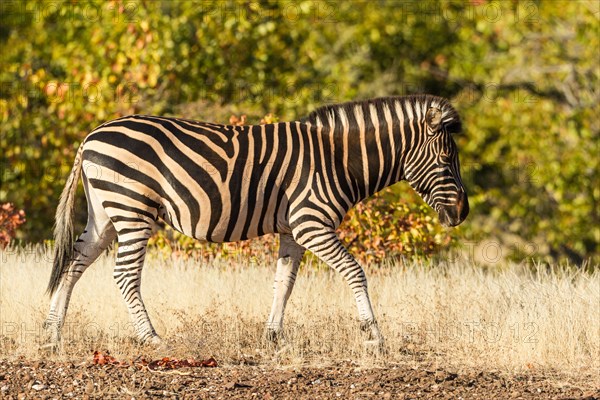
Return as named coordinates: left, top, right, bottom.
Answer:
left=273, top=123, right=300, bottom=232
left=224, top=126, right=251, bottom=240
left=89, top=179, right=161, bottom=211
left=118, top=227, right=152, bottom=235
left=257, top=123, right=279, bottom=236
left=241, top=125, right=263, bottom=240
left=102, top=201, right=157, bottom=221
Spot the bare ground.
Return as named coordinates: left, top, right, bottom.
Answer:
left=1, top=358, right=598, bottom=399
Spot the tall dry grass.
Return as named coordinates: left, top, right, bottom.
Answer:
left=0, top=245, right=598, bottom=380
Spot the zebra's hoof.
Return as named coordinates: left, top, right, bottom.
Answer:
left=264, top=328, right=282, bottom=344
left=39, top=342, right=59, bottom=354
left=363, top=339, right=386, bottom=356
left=145, top=335, right=166, bottom=348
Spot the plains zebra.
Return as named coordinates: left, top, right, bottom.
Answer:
left=43, top=94, right=468, bottom=349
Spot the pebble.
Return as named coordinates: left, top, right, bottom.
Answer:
left=32, top=383, right=47, bottom=391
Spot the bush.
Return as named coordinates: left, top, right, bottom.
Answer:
left=1, top=1, right=597, bottom=262
left=338, top=190, right=456, bottom=264
left=0, top=203, right=26, bottom=247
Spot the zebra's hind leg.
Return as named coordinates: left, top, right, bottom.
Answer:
left=265, top=234, right=305, bottom=343
left=292, top=226, right=385, bottom=352
left=43, top=196, right=117, bottom=351
left=113, top=224, right=161, bottom=345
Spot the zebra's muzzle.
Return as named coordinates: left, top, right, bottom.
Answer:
left=438, top=191, right=469, bottom=227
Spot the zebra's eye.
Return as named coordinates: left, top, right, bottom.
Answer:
left=440, top=154, right=451, bottom=164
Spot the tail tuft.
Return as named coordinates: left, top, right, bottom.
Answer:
left=47, top=145, right=84, bottom=295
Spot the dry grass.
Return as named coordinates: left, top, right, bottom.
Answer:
left=1, top=245, right=598, bottom=382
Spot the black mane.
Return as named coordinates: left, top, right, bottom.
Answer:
left=300, top=94, right=461, bottom=134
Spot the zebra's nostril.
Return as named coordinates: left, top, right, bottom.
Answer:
left=438, top=209, right=450, bottom=227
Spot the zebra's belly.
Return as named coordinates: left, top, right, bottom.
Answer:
left=158, top=196, right=290, bottom=243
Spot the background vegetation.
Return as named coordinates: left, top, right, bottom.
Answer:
left=1, top=0, right=598, bottom=263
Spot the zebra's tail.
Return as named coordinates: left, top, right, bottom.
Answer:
left=47, top=144, right=85, bottom=295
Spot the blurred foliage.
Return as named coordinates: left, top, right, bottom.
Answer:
left=0, top=203, right=26, bottom=247
left=338, top=189, right=455, bottom=264
left=0, top=0, right=598, bottom=263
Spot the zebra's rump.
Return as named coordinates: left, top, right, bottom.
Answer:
left=80, top=115, right=302, bottom=242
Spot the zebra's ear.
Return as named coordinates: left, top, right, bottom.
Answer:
left=425, top=107, right=443, bottom=133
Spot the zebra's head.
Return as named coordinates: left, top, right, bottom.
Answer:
left=404, top=104, right=469, bottom=227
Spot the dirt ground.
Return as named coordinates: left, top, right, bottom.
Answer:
left=1, top=359, right=598, bottom=400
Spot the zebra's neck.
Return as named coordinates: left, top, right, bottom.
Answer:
left=301, top=95, right=460, bottom=203
left=301, top=96, right=419, bottom=203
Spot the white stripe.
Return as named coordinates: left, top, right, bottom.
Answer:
left=404, top=100, right=414, bottom=121
left=259, top=124, right=267, bottom=164
left=394, top=101, right=406, bottom=182
left=353, top=105, right=370, bottom=196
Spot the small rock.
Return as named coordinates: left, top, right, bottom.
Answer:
left=32, top=383, right=46, bottom=391
left=225, top=381, right=252, bottom=390
left=1, top=385, right=8, bottom=392
left=224, top=381, right=236, bottom=390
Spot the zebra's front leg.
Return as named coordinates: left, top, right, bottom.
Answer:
left=265, top=234, right=305, bottom=343
left=114, top=233, right=161, bottom=345
left=293, top=227, right=384, bottom=349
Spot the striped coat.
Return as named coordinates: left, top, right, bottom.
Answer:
left=44, top=94, right=468, bottom=349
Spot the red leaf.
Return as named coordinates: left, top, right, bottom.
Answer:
left=91, top=351, right=217, bottom=370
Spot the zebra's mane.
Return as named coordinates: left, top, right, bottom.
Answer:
left=301, top=94, right=461, bottom=134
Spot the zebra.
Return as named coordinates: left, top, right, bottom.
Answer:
left=43, top=94, right=469, bottom=350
